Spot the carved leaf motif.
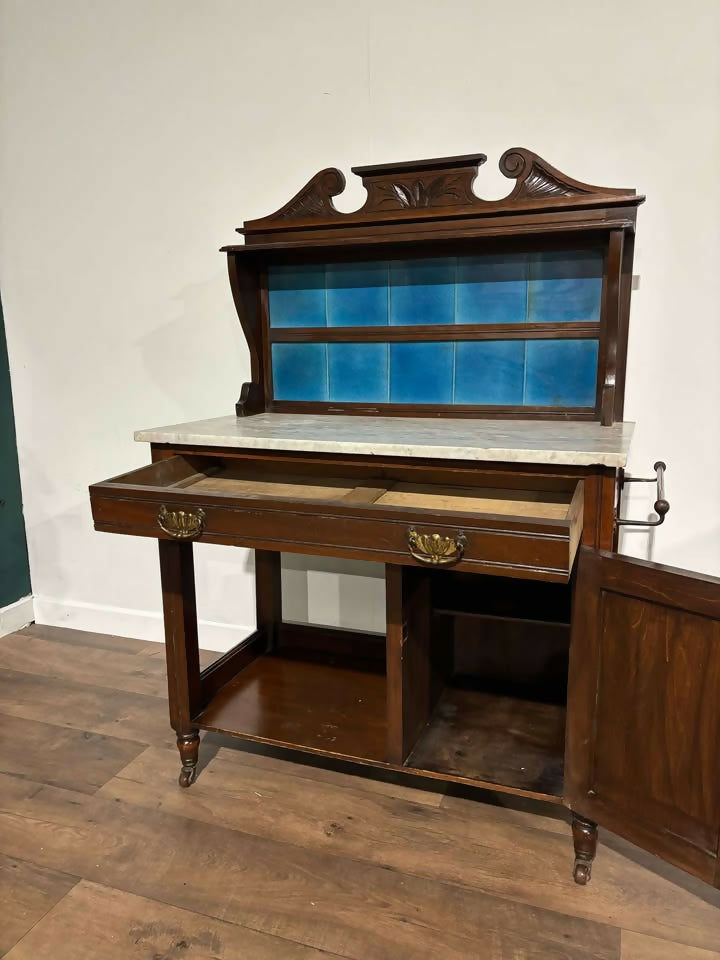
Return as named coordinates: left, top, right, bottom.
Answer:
left=390, top=183, right=415, bottom=207
left=283, top=193, right=331, bottom=217
left=427, top=173, right=473, bottom=205
left=429, top=175, right=455, bottom=203
left=520, top=164, right=591, bottom=199
left=525, top=170, right=576, bottom=197
left=374, top=173, right=473, bottom=209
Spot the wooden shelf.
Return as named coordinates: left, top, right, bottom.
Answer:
left=406, top=688, right=566, bottom=800
left=196, top=653, right=387, bottom=764
left=431, top=570, right=571, bottom=625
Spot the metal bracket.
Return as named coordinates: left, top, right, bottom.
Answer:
left=616, top=461, right=669, bottom=528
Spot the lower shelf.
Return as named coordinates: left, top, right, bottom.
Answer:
left=406, top=687, right=566, bottom=799
left=197, top=652, right=387, bottom=763
left=197, top=647, right=566, bottom=803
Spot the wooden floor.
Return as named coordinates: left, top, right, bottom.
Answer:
left=1, top=625, right=718, bottom=959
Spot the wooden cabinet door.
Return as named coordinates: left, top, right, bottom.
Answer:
left=565, top=547, right=720, bottom=886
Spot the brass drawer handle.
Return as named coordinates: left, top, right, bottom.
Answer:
left=158, top=505, right=206, bottom=540
left=408, top=528, right=467, bottom=566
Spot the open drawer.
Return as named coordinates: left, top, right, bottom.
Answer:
left=90, top=455, right=584, bottom=582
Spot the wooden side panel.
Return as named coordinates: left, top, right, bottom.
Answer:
left=566, top=547, right=720, bottom=886
left=198, top=631, right=264, bottom=709
left=227, top=254, right=267, bottom=416
left=580, top=469, right=617, bottom=550
left=614, top=232, right=635, bottom=423
left=598, top=229, right=624, bottom=425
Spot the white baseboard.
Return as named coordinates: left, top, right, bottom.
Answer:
left=32, top=597, right=254, bottom=653
left=0, top=595, right=35, bottom=638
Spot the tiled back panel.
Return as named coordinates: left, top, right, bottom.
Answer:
left=272, top=340, right=599, bottom=406
left=269, top=251, right=603, bottom=408
left=269, top=251, right=603, bottom=328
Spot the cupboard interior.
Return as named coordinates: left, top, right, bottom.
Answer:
left=196, top=564, right=571, bottom=802
left=407, top=571, right=570, bottom=798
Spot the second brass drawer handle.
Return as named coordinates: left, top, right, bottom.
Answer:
left=158, top=505, right=206, bottom=540
left=408, top=528, right=467, bottom=566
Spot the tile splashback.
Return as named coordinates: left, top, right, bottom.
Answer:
left=326, top=262, right=389, bottom=327
left=389, top=341, right=455, bottom=404
left=269, top=251, right=602, bottom=408
left=268, top=264, right=326, bottom=328
left=273, top=339, right=599, bottom=407
left=389, top=259, right=456, bottom=326
left=269, top=250, right=603, bottom=328
left=271, top=342, right=328, bottom=401
left=328, top=342, right=388, bottom=403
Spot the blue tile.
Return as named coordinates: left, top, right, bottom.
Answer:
left=271, top=342, right=328, bottom=401
left=328, top=342, right=388, bottom=403
left=454, top=341, right=525, bottom=405
left=390, top=258, right=455, bottom=326
left=524, top=339, right=599, bottom=407
left=389, top=341, right=454, bottom=404
left=268, top=264, right=326, bottom=328
left=456, top=255, right=528, bottom=325
left=528, top=251, right=603, bottom=323
left=327, top=262, right=389, bottom=327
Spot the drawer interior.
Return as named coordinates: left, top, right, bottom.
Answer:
left=105, top=455, right=581, bottom=523
left=374, top=483, right=573, bottom=518
left=188, top=468, right=358, bottom=501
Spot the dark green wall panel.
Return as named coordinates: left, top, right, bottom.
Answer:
left=0, top=295, right=31, bottom=607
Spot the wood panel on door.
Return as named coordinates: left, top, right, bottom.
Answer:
left=565, top=547, right=720, bottom=886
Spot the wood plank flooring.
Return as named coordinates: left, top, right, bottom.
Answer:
left=1, top=624, right=718, bottom=959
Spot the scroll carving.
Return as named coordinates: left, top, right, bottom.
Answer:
left=239, top=147, right=636, bottom=236
left=276, top=168, right=346, bottom=220
left=499, top=148, right=624, bottom=200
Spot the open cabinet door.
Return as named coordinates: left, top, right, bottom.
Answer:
left=565, top=547, right=720, bottom=886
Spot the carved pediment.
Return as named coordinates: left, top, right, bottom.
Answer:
left=354, top=154, right=487, bottom=212
left=239, top=147, right=639, bottom=238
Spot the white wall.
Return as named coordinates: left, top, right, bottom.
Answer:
left=1, top=0, right=719, bottom=650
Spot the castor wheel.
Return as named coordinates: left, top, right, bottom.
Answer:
left=178, top=765, right=197, bottom=788
left=571, top=813, right=597, bottom=885
left=573, top=859, right=592, bottom=885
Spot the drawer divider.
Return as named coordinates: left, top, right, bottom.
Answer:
left=340, top=479, right=393, bottom=505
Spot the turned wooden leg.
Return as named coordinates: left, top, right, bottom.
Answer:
left=571, top=813, right=598, bottom=885
left=177, top=732, right=200, bottom=788
left=159, top=540, right=202, bottom=788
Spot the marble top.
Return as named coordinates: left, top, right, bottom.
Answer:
left=135, top=414, right=634, bottom=467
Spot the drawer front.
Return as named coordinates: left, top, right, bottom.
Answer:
left=91, top=492, right=576, bottom=582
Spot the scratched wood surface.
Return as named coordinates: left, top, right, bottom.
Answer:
left=1, top=624, right=718, bottom=959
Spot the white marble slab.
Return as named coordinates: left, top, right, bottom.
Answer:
left=135, top=414, right=634, bottom=467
